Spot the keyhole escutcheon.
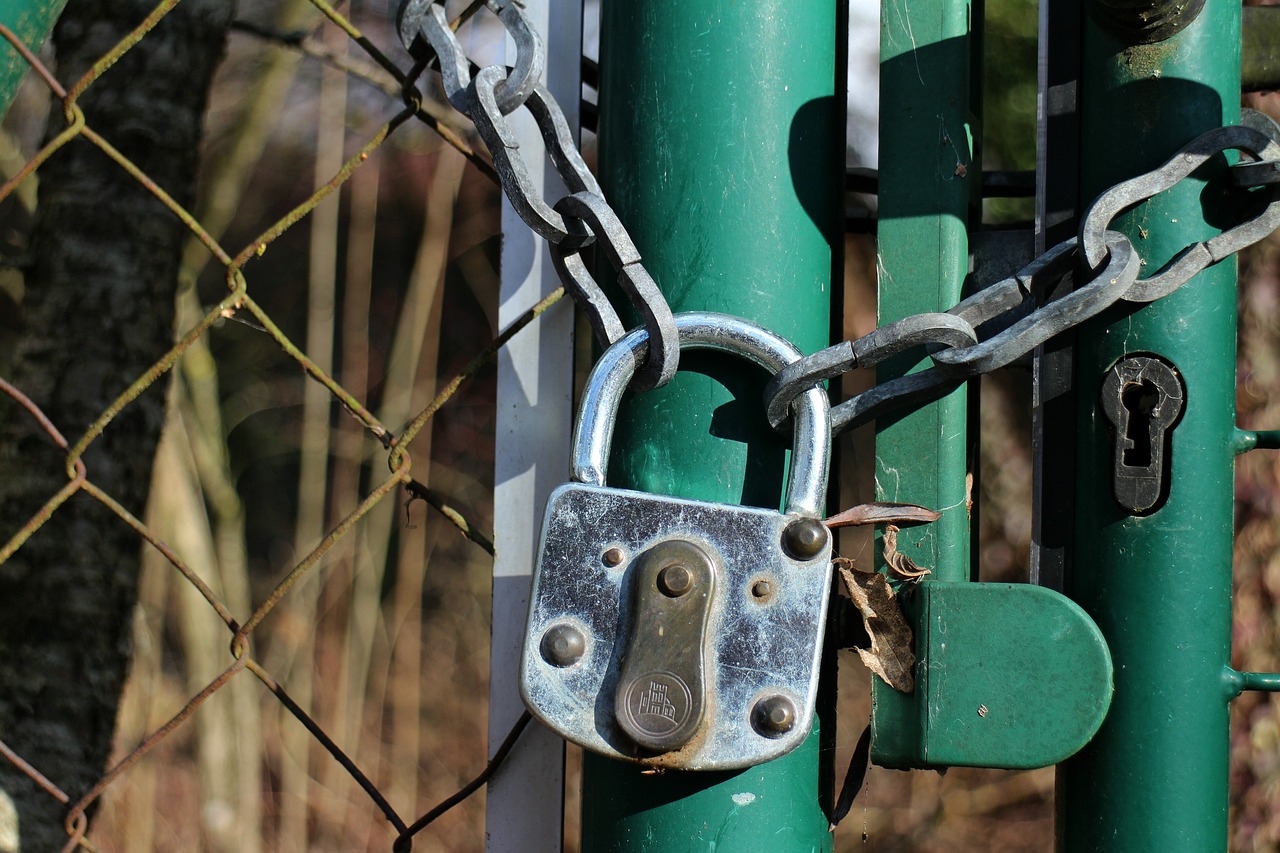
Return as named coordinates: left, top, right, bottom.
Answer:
left=1100, top=355, right=1186, bottom=515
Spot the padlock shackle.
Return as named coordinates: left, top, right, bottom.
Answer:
left=571, top=312, right=830, bottom=517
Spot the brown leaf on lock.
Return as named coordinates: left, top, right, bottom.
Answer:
left=881, top=523, right=932, bottom=580
left=825, top=502, right=940, bottom=529
left=835, top=557, right=916, bottom=693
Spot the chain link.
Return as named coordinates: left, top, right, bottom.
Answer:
left=396, top=0, right=680, bottom=391
left=397, top=2, right=1280, bottom=432
left=1080, top=111, right=1280, bottom=302
left=767, top=109, right=1280, bottom=435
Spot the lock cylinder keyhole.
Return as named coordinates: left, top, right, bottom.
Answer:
left=614, top=539, right=715, bottom=753
left=1120, top=380, right=1160, bottom=468
left=1100, top=354, right=1186, bottom=516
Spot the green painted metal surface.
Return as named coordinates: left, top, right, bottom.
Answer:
left=880, top=582, right=1112, bottom=769
left=584, top=0, right=841, bottom=848
left=870, top=0, right=977, bottom=766
left=0, top=0, right=66, bottom=120
left=1233, top=427, right=1280, bottom=453
left=1058, top=2, right=1241, bottom=848
left=1228, top=669, right=1280, bottom=693
left=581, top=735, right=831, bottom=852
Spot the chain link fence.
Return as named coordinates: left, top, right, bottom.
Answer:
left=0, top=2, right=543, bottom=849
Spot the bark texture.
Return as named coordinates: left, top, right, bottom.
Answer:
left=0, top=1, right=234, bottom=848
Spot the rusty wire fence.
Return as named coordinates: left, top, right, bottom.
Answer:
left=0, top=1, right=547, bottom=850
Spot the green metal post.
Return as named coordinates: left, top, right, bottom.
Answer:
left=0, top=0, right=67, bottom=120
left=1058, top=2, right=1241, bottom=848
left=870, top=0, right=978, bottom=764
left=583, top=1, right=842, bottom=848
left=875, top=0, right=976, bottom=579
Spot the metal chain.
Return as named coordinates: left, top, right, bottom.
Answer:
left=396, top=2, right=1280, bottom=433
left=767, top=108, right=1280, bottom=435
left=1080, top=111, right=1280, bottom=301
left=395, top=0, right=681, bottom=391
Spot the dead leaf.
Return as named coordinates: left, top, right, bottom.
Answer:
left=825, top=502, right=941, bottom=529
left=836, top=559, right=916, bottom=692
left=882, top=524, right=932, bottom=581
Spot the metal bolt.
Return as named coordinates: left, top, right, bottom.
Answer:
left=751, top=579, right=773, bottom=599
left=751, top=694, right=796, bottom=738
left=540, top=623, right=586, bottom=667
left=781, top=517, right=829, bottom=561
left=657, top=563, right=693, bottom=597
left=602, top=547, right=625, bottom=567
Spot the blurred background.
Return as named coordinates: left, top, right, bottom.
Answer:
left=0, top=0, right=1277, bottom=850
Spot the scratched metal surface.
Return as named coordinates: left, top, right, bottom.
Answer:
left=519, top=483, right=832, bottom=771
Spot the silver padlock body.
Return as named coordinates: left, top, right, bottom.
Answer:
left=519, top=482, right=832, bottom=771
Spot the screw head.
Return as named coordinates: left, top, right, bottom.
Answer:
left=781, top=517, right=829, bottom=561
left=657, top=563, right=693, bottom=597
left=540, top=623, right=586, bottom=667
left=751, top=579, right=773, bottom=600
left=752, top=694, right=797, bottom=738
left=602, top=547, right=625, bottom=567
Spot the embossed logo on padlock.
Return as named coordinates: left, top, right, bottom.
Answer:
left=519, top=312, right=833, bottom=771
left=623, top=675, right=691, bottom=738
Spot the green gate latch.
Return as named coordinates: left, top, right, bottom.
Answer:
left=872, top=582, right=1113, bottom=769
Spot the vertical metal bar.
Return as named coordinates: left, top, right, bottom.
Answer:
left=1058, top=2, right=1239, bottom=848
left=0, top=0, right=67, bottom=120
left=488, top=2, right=576, bottom=849
left=1030, top=0, right=1081, bottom=593
left=870, top=0, right=977, bottom=764
left=582, top=1, right=842, bottom=848
left=875, top=0, right=975, bottom=581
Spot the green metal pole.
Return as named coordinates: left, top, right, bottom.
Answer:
left=583, top=2, right=841, bottom=848
left=1059, top=1, right=1240, bottom=848
left=874, top=0, right=976, bottom=581
left=0, top=0, right=67, bottom=120
left=870, top=0, right=978, bottom=765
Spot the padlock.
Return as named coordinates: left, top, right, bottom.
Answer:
left=519, top=312, right=832, bottom=771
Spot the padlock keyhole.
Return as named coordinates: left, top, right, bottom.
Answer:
left=1120, top=380, right=1159, bottom=468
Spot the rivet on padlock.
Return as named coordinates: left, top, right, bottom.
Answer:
left=751, top=694, right=797, bottom=738
left=782, top=517, right=830, bottom=561
left=539, top=623, right=586, bottom=668
left=519, top=312, right=833, bottom=771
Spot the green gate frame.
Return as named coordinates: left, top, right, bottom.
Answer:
left=589, top=0, right=1280, bottom=850
left=583, top=1, right=842, bottom=848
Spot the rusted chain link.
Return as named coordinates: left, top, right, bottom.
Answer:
left=396, top=0, right=680, bottom=391
left=766, top=109, right=1280, bottom=434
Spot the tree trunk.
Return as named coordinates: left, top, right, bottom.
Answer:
left=0, top=1, right=234, bottom=849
